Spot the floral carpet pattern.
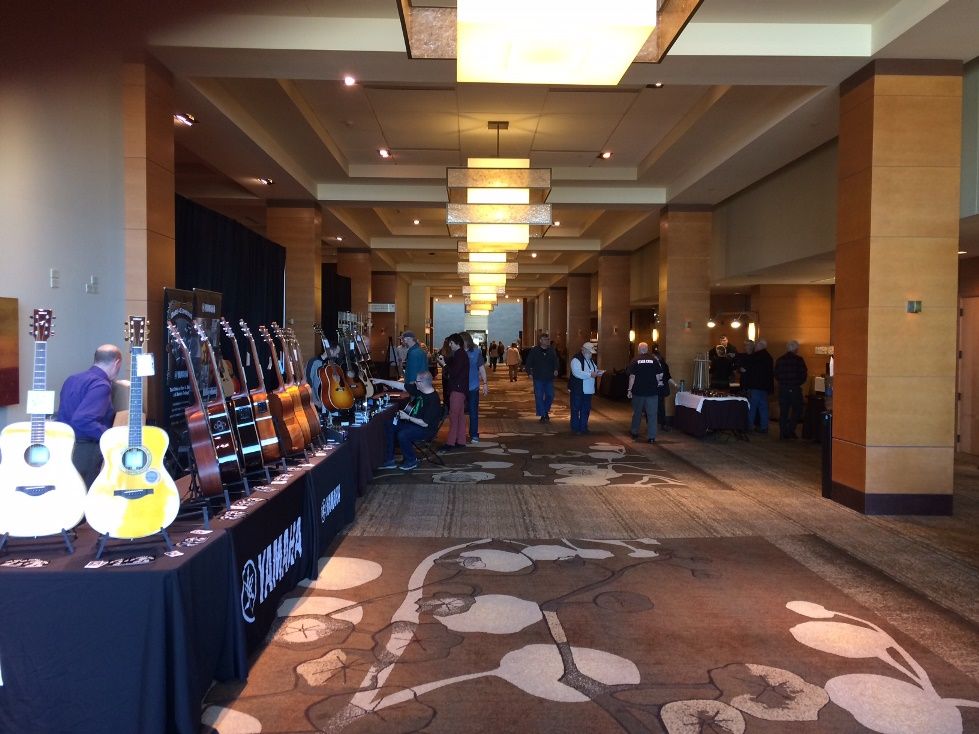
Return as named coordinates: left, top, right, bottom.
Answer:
left=201, top=536, right=979, bottom=733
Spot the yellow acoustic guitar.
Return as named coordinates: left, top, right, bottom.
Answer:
left=84, top=316, right=180, bottom=539
left=0, top=309, right=87, bottom=537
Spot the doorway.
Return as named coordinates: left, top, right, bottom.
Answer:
left=958, top=297, right=979, bottom=455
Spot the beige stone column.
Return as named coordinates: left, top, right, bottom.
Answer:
left=547, top=286, right=568, bottom=371
left=658, top=207, right=712, bottom=394
left=123, top=59, right=174, bottom=422
left=566, top=273, right=592, bottom=354
left=522, top=299, right=535, bottom=346
left=832, top=60, right=962, bottom=514
left=751, top=285, right=832, bottom=378
left=407, top=283, right=430, bottom=346
left=337, top=248, right=371, bottom=316
left=597, top=253, right=631, bottom=370
left=370, top=271, right=397, bottom=361
left=266, top=203, right=322, bottom=359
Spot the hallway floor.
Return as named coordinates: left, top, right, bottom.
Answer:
left=202, top=368, right=979, bottom=733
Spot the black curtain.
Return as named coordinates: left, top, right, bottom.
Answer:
left=175, top=195, right=285, bottom=329
left=321, top=263, right=351, bottom=341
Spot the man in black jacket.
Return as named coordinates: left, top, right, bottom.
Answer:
left=774, top=340, right=808, bottom=440
left=525, top=333, right=559, bottom=422
left=740, top=339, right=774, bottom=434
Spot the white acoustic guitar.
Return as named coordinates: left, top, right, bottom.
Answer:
left=84, top=316, right=180, bottom=539
left=0, top=309, right=87, bottom=537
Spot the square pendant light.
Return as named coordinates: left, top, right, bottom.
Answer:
left=468, top=252, right=508, bottom=263
left=468, top=273, right=508, bottom=287
left=456, top=0, right=657, bottom=86
left=459, top=241, right=529, bottom=253
left=458, top=262, right=518, bottom=275
left=465, top=294, right=498, bottom=304
left=462, top=285, right=506, bottom=295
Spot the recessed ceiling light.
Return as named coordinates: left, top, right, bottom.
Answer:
left=343, top=75, right=356, bottom=86
left=959, top=250, right=968, bottom=255
left=173, top=113, right=197, bottom=127
left=449, top=294, right=453, bottom=298
left=378, top=148, right=391, bottom=158
left=653, top=82, right=664, bottom=88
left=335, top=236, right=343, bottom=242
left=505, top=294, right=509, bottom=298
left=531, top=252, right=538, bottom=258
left=553, top=220, right=561, bottom=227
left=435, top=298, right=439, bottom=302
left=413, top=219, right=420, bottom=225
left=258, top=177, right=274, bottom=185
left=599, top=151, right=613, bottom=160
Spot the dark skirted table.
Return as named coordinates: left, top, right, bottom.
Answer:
left=673, top=392, right=750, bottom=438
left=344, top=395, right=406, bottom=496
left=0, top=441, right=358, bottom=734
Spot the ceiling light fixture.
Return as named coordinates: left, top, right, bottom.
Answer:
left=531, top=252, right=538, bottom=258
left=378, top=148, right=391, bottom=158
left=959, top=250, right=968, bottom=255
left=413, top=219, right=420, bottom=225
left=730, top=316, right=742, bottom=329
left=456, top=0, right=657, bottom=86
left=173, top=113, right=197, bottom=127
left=335, top=236, right=343, bottom=242
left=599, top=151, right=613, bottom=160
left=707, top=318, right=716, bottom=329
left=468, top=273, right=508, bottom=287
left=458, top=261, right=518, bottom=275
left=343, top=75, right=356, bottom=86
left=462, top=285, right=506, bottom=295
left=258, top=177, right=274, bottom=185
left=652, top=82, right=664, bottom=88
left=553, top=220, right=561, bottom=227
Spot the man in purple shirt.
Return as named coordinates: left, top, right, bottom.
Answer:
left=56, top=344, right=122, bottom=485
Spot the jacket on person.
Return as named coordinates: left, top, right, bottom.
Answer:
left=504, top=346, right=521, bottom=366
left=568, top=352, right=597, bottom=395
left=741, top=349, right=774, bottom=393
left=404, top=343, right=428, bottom=384
left=774, top=351, right=808, bottom=389
left=445, top=349, right=470, bottom=394
left=525, top=345, right=558, bottom=381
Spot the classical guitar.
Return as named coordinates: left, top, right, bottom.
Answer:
left=313, top=324, right=353, bottom=411
left=271, top=322, right=312, bottom=445
left=238, top=321, right=282, bottom=463
left=166, top=322, right=225, bottom=497
left=85, top=317, right=180, bottom=538
left=219, top=318, right=265, bottom=473
left=193, top=322, right=244, bottom=486
left=258, top=325, right=306, bottom=454
left=338, top=328, right=367, bottom=400
left=0, top=308, right=87, bottom=538
left=285, top=327, right=322, bottom=440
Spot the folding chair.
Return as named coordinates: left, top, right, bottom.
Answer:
left=413, top=412, right=446, bottom=466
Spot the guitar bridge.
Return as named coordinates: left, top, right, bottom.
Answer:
left=16, top=485, right=55, bottom=497
left=113, top=489, right=154, bottom=500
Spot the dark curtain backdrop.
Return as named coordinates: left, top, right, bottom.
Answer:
left=321, top=263, right=351, bottom=341
left=175, top=195, right=286, bottom=389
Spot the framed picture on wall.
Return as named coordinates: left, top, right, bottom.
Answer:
left=0, top=297, right=19, bottom=406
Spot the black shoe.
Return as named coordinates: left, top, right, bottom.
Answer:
left=543, top=415, right=550, bottom=422
left=630, top=433, right=639, bottom=440
left=647, top=438, right=656, bottom=443
left=539, top=416, right=546, bottom=422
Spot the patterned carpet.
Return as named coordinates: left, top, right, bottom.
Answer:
left=201, top=368, right=979, bottom=733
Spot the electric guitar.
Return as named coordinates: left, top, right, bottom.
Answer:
left=166, top=322, right=226, bottom=497
left=219, top=318, right=265, bottom=473
left=239, top=321, right=282, bottom=463
left=0, top=308, right=87, bottom=538
left=271, top=323, right=312, bottom=445
left=85, top=317, right=180, bottom=538
left=313, top=324, right=353, bottom=411
left=285, top=327, right=322, bottom=440
left=258, top=325, right=306, bottom=454
left=193, top=322, right=244, bottom=486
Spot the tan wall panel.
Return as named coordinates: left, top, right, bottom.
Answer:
left=834, top=238, right=871, bottom=310
left=867, top=237, right=960, bottom=310
left=839, top=76, right=874, bottom=114
left=837, top=168, right=873, bottom=244
left=865, top=446, right=954, bottom=494
left=838, top=97, right=874, bottom=179
left=864, top=375, right=956, bottom=446
left=872, top=94, right=962, bottom=168
left=869, top=166, right=961, bottom=238
left=548, top=287, right=568, bottom=355
left=146, top=159, right=175, bottom=239
left=832, top=438, right=866, bottom=491
left=832, top=373, right=868, bottom=445
left=337, top=251, right=371, bottom=315
left=874, top=74, right=962, bottom=98
left=866, top=307, right=958, bottom=378
left=832, top=306, right=869, bottom=377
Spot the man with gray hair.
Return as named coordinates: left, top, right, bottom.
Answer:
left=774, top=340, right=807, bottom=440
left=626, top=342, right=668, bottom=442
left=740, top=338, right=774, bottom=433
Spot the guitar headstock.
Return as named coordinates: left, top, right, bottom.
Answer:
left=193, top=320, right=210, bottom=344
left=270, top=322, right=285, bottom=340
left=31, top=308, right=54, bottom=342
left=126, top=316, right=148, bottom=348
left=258, top=324, right=274, bottom=347
left=220, top=317, right=235, bottom=341
left=239, top=320, right=254, bottom=341
left=166, top=320, right=187, bottom=352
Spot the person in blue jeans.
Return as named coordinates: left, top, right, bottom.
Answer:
left=379, top=372, right=442, bottom=471
left=525, top=333, right=559, bottom=422
left=739, top=338, right=774, bottom=433
left=568, top=341, right=601, bottom=434
left=460, top=332, right=488, bottom=443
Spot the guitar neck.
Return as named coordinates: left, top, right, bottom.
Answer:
left=128, top=346, right=142, bottom=448
left=243, top=331, right=268, bottom=393
left=227, top=334, right=250, bottom=394
left=30, top=340, right=47, bottom=444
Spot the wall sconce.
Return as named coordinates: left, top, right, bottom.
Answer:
left=747, top=322, right=757, bottom=341
left=706, top=318, right=716, bottom=328
left=628, top=329, right=636, bottom=343
left=906, top=300, right=922, bottom=313
left=652, top=328, right=659, bottom=342
left=729, top=316, right=742, bottom=329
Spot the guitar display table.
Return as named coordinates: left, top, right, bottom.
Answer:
left=673, top=392, right=750, bottom=438
left=0, top=441, right=358, bottom=734
left=344, top=395, right=407, bottom=496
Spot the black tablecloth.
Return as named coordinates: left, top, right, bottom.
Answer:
left=0, top=522, right=244, bottom=734
left=675, top=399, right=750, bottom=438
left=346, top=400, right=403, bottom=495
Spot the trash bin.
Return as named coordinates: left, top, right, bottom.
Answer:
left=820, top=411, right=832, bottom=498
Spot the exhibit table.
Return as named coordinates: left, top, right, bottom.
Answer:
left=345, top=395, right=406, bottom=496
left=673, top=391, right=750, bottom=438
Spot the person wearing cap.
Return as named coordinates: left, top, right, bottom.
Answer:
left=568, top=341, right=602, bottom=434
left=401, top=330, right=427, bottom=397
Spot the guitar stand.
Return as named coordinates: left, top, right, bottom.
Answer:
left=94, top=527, right=173, bottom=560
left=177, top=495, right=213, bottom=530
left=0, top=529, right=77, bottom=555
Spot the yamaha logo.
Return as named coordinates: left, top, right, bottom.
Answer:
left=241, top=560, right=258, bottom=622
left=320, top=484, right=341, bottom=522
left=240, top=516, right=303, bottom=623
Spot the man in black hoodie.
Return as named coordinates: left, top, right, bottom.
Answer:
left=525, top=333, right=559, bottom=422
left=740, top=338, right=774, bottom=434
left=774, top=340, right=808, bottom=439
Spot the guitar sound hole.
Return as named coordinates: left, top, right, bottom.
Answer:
left=24, top=443, right=50, bottom=468
left=122, top=447, right=148, bottom=472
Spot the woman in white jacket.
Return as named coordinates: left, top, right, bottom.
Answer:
left=568, top=341, right=602, bottom=434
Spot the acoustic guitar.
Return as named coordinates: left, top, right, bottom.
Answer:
left=285, top=327, right=322, bottom=440
left=85, top=317, right=180, bottom=538
left=353, top=331, right=376, bottom=397
left=166, top=322, right=226, bottom=497
left=271, top=323, right=312, bottom=445
left=238, top=321, right=282, bottom=463
left=0, top=308, right=87, bottom=537
left=193, top=322, right=244, bottom=486
left=258, top=325, right=306, bottom=454
left=313, top=324, right=353, bottom=411
left=338, top=328, right=367, bottom=400
left=219, top=318, right=265, bottom=473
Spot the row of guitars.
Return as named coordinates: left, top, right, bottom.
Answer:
left=0, top=312, right=181, bottom=541
left=312, top=323, right=375, bottom=411
left=167, top=319, right=324, bottom=499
